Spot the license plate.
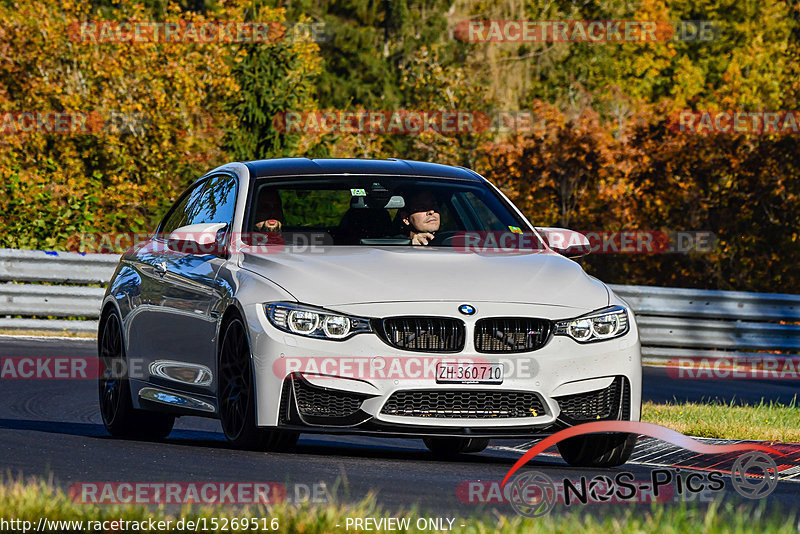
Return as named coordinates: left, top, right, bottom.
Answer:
left=436, top=362, right=503, bottom=384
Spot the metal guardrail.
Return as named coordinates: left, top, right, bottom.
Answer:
left=0, top=249, right=119, bottom=334
left=609, top=284, right=800, bottom=362
left=0, top=248, right=119, bottom=284
left=0, top=249, right=798, bottom=362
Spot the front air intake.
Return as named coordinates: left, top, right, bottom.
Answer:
left=381, top=390, right=546, bottom=419
left=554, top=376, right=630, bottom=422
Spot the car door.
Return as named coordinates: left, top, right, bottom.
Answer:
left=131, top=174, right=239, bottom=395
left=126, top=178, right=209, bottom=377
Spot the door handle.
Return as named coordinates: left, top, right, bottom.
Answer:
left=154, top=261, right=168, bottom=277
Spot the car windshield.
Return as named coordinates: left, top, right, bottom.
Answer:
left=245, top=175, right=539, bottom=247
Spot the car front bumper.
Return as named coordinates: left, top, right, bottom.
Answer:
left=244, top=301, right=642, bottom=438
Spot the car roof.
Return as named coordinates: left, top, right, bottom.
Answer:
left=244, top=158, right=484, bottom=182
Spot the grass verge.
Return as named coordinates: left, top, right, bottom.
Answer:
left=0, top=329, right=95, bottom=338
left=641, top=398, right=800, bottom=442
left=0, top=478, right=797, bottom=533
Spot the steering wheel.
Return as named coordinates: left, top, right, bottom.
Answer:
left=429, top=230, right=460, bottom=246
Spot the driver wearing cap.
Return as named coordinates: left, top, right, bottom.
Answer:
left=400, top=190, right=441, bottom=245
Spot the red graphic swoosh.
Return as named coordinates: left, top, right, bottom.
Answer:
left=502, top=421, right=784, bottom=487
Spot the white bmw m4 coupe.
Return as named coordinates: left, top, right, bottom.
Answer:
left=98, top=158, right=641, bottom=466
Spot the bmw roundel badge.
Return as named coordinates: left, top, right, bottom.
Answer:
left=458, top=304, right=476, bottom=315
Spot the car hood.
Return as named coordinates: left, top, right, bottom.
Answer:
left=241, top=246, right=609, bottom=310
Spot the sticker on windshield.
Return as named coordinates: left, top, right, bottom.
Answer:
left=508, top=226, right=523, bottom=234
left=350, top=188, right=366, bottom=196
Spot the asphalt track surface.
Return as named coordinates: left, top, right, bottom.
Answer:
left=1, top=334, right=798, bottom=520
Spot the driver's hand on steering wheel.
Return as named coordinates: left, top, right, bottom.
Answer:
left=411, top=232, right=435, bottom=245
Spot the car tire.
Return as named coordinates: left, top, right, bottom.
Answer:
left=217, top=314, right=299, bottom=452
left=423, top=437, right=490, bottom=457
left=556, top=432, right=637, bottom=467
left=98, top=311, right=175, bottom=439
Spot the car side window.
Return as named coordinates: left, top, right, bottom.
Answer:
left=159, top=180, right=207, bottom=236
left=193, top=175, right=238, bottom=227
left=159, top=175, right=238, bottom=235
left=456, top=191, right=512, bottom=231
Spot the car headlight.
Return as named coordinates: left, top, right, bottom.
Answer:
left=553, top=305, right=629, bottom=343
left=265, top=302, right=372, bottom=340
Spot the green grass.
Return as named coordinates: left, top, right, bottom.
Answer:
left=642, top=398, right=800, bottom=442
left=0, top=478, right=798, bottom=533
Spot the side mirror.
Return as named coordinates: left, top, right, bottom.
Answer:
left=535, top=227, right=591, bottom=258
left=167, top=222, right=228, bottom=256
